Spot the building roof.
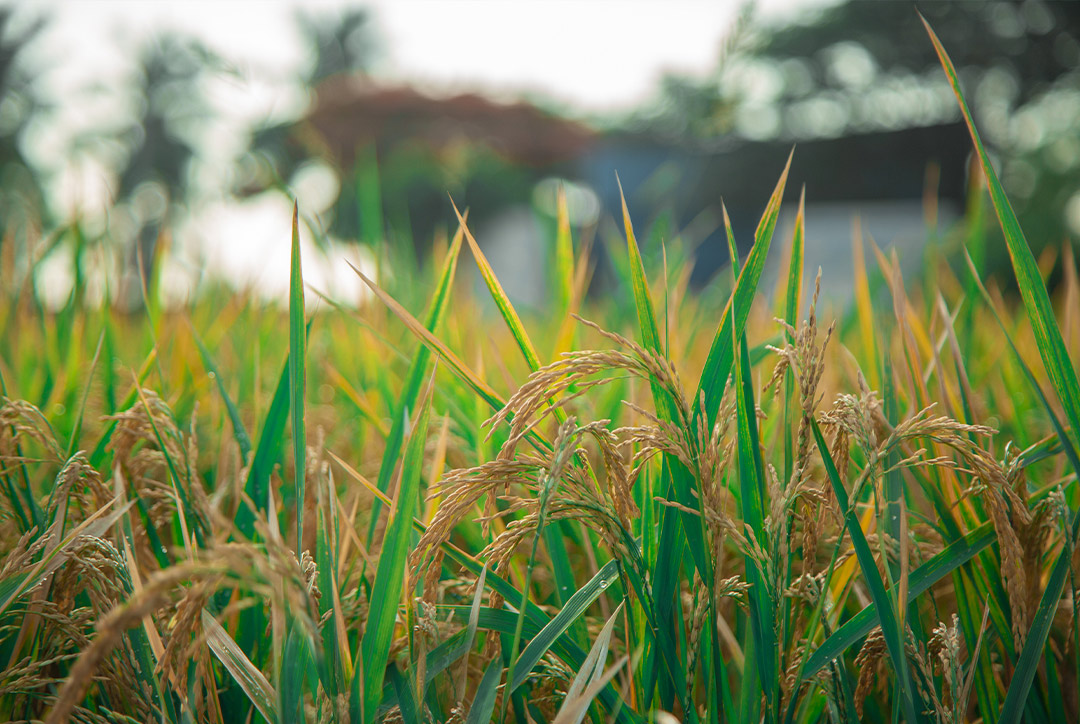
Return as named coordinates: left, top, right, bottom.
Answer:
left=302, top=76, right=596, bottom=168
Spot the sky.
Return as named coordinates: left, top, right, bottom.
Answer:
left=34, top=0, right=836, bottom=114
left=21, top=0, right=840, bottom=305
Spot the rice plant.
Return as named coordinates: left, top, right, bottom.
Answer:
left=0, top=17, right=1078, bottom=724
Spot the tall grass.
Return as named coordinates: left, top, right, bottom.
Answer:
left=0, top=21, right=1078, bottom=724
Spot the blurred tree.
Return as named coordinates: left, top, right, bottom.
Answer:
left=0, top=8, right=49, bottom=239
left=644, top=0, right=1080, bottom=267
left=300, top=8, right=377, bottom=85
left=625, top=3, right=754, bottom=143
left=758, top=1, right=1077, bottom=106
left=88, top=34, right=220, bottom=307
left=238, top=8, right=551, bottom=257
left=241, top=8, right=377, bottom=195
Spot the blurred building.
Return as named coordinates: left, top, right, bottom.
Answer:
left=584, top=122, right=970, bottom=289
left=588, top=122, right=971, bottom=310
left=260, top=76, right=972, bottom=308
left=305, top=78, right=594, bottom=170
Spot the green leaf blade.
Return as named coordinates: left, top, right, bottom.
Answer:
left=289, top=202, right=307, bottom=555
left=367, top=218, right=465, bottom=542
left=694, top=149, right=792, bottom=430
left=359, top=373, right=435, bottom=720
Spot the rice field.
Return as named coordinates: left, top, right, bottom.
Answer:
left=1, top=18, right=1079, bottom=724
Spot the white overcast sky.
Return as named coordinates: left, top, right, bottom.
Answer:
left=32, top=0, right=837, bottom=113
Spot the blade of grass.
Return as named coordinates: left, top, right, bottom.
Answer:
left=852, top=218, right=879, bottom=389
left=560, top=602, right=624, bottom=724
left=618, top=175, right=700, bottom=717
left=617, top=174, right=665, bottom=358
left=457, top=562, right=489, bottom=695
left=65, top=328, right=105, bottom=460
left=450, top=198, right=581, bottom=612
left=564, top=602, right=623, bottom=704
left=451, top=198, right=542, bottom=373
left=356, top=144, right=384, bottom=247
left=554, top=185, right=574, bottom=315
left=289, top=202, right=307, bottom=555
left=216, top=300, right=310, bottom=560
left=551, top=656, right=630, bottom=724
left=802, top=520, right=996, bottom=678
left=550, top=231, right=593, bottom=361
left=781, top=188, right=805, bottom=487
left=202, top=609, right=278, bottom=724
left=348, top=260, right=503, bottom=415
left=510, top=560, right=619, bottom=692
left=694, top=148, right=792, bottom=429
left=921, top=15, right=1080, bottom=436
left=781, top=187, right=805, bottom=335
left=811, top=420, right=923, bottom=723
left=466, top=660, right=503, bottom=724
left=358, top=370, right=435, bottom=721
left=315, top=480, right=348, bottom=717
left=192, top=326, right=252, bottom=462
left=387, top=664, right=422, bottom=724
left=501, top=423, right=578, bottom=722
left=964, top=252, right=1080, bottom=723
left=735, top=317, right=778, bottom=722
left=281, top=620, right=313, bottom=724
left=366, top=213, right=466, bottom=542
left=922, top=18, right=1080, bottom=722
left=132, top=380, right=205, bottom=549
left=236, top=335, right=302, bottom=540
